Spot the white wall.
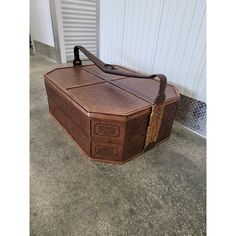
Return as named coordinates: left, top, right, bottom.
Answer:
left=100, top=0, right=206, bottom=102
left=30, top=0, right=55, bottom=47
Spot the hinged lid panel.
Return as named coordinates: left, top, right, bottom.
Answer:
left=46, top=66, right=103, bottom=89
left=112, top=77, right=179, bottom=103
left=67, top=82, right=151, bottom=115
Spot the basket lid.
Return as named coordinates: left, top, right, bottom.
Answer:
left=45, top=65, right=179, bottom=116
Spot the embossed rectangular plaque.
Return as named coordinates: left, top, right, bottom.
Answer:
left=94, top=124, right=120, bottom=137
left=95, top=145, right=118, bottom=156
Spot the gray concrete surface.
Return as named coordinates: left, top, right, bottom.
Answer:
left=30, top=51, right=206, bottom=236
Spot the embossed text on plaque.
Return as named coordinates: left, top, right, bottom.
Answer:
left=95, top=145, right=118, bottom=156
left=94, top=123, right=120, bottom=137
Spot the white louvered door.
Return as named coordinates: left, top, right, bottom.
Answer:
left=57, top=0, right=97, bottom=62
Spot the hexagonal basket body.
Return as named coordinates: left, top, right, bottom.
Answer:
left=44, top=63, right=180, bottom=164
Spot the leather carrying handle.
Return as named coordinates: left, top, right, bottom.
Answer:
left=73, top=45, right=167, bottom=105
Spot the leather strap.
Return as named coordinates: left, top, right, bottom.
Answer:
left=73, top=45, right=167, bottom=105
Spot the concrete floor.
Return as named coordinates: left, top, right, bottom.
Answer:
left=30, top=51, right=206, bottom=236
